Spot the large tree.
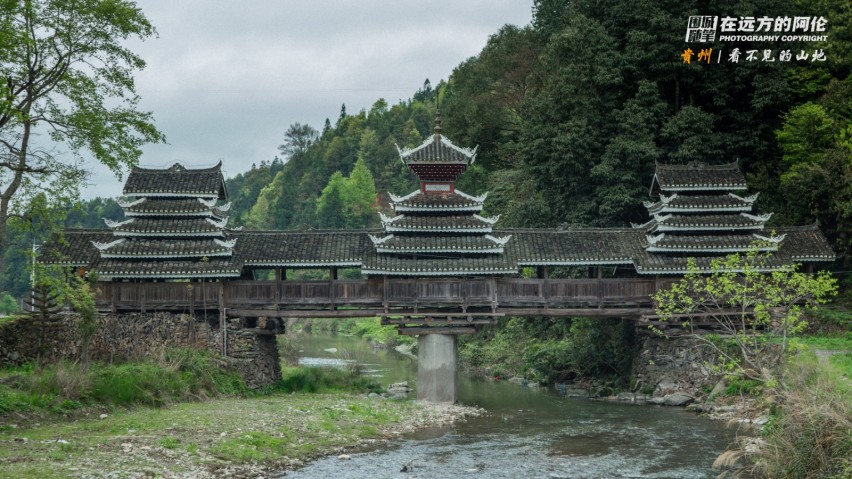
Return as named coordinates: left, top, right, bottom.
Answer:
left=0, top=0, right=163, bottom=270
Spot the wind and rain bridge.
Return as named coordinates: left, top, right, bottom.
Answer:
left=47, top=115, right=834, bottom=402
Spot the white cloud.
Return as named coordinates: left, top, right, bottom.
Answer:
left=82, top=0, right=533, bottom=198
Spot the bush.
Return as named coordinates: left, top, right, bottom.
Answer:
left=274, top=366, right=381, bottom=394
left=0, top=348, right=247, bottom=413
left=755, top=352, right=851, bottom=478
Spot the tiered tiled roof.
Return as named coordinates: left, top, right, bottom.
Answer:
left=92, top=162, right=238, bottom=280
left=636, top=161, right=784, bottom=269
left=121, top=198, right=230, bottom=217
left=43, top=135, right=835, bottom=279
left=366, top=112, right=514, bottom=275
left=652, top=161, right=748, bottom=192
left=47, top=225, right=835, bottom=278
left=380, top=213, right=498, bottom=233
left=396, top=112, right=477, bottom=183
left=390, top=190, right=485, bottom=212
left=123, top=162, right=227, bottom=198
left=644, top=193, right=757, bottom=214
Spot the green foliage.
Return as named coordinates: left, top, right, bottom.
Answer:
left=753, top=351, right=852, bottom=479
left=459, top=317, right=636, bottom=385
left=274, top=366, right=380, bottom=394
left=724, top=377, right=763, bottom=397
left=654, top=248, right=838, bottom=384
left=0, top=349, right=247, bottom=414
left=775, top=101, right=852, bottom=266
left=0, top=0, right=164, bottom=272
left=315, top=159, right=378, bottom=229
left=0, top=292, right=17, bottom=315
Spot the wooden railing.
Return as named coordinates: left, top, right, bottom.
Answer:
left=95, top=277, right=672, bottom=315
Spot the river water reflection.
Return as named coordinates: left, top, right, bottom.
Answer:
left=286, top=334, right=734, bottom=478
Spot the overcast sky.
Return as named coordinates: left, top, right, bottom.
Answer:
left=79, top=0, right=534, bottom=199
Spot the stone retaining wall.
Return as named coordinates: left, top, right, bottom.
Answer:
left=0, top=313, right=281, bottom=389
left=632, top=333, right=718, bottom=401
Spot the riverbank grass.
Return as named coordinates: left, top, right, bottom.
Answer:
left=0, top=392, right=464, bottom=478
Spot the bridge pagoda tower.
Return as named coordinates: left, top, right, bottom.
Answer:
left=91, top=162, right=239, bottom=281
left=372, top=112, right=510, bottom=402
left=634, top=161, right=783, bottom=271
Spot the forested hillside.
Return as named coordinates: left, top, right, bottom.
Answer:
left=2, top=0, right=849, bottom=299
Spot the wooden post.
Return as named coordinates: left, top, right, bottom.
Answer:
left=382, top=275, right=388, bottom=314
left=219, top=280, right=227, bottom=357
left=189, top=281, right=195, bottom=317
left=111, top=283, right=117, bottom=313
left=275, top=268, right=282, bottom=304
left=596, top=267, right=603, bottom=308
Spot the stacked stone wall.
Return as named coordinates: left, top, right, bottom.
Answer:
left=632, top=333, right=718, bottom=399
left=0, top=313, right=280, bottom=389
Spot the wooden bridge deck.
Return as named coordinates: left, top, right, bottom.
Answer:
left=95, top=277, right=673, bottom=318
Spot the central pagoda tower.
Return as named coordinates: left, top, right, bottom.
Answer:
left=366, top=113, right=512, bottom=275
left=372, top=113, right=510, bottom=403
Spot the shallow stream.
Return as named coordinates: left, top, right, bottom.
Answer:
left=287, top=334, right=734, bottom=478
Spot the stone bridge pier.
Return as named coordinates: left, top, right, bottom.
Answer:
left=417, top=334, right=459, bottom=403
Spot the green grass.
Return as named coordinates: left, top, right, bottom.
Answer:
left=0, top=349, right=247, bottom=415
left=274, top=366, right=382, bottom=394
left=791, top=334, right=852, bottom=351
left=0, top=392, right=442, bottom=478
left=755, top=351, right=852, bottom=478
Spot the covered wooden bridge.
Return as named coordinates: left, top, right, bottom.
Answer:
left=45, top=117, right=836, bottom=402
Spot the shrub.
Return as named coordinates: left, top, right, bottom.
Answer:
left=275, top=366, right=380, bottom=394
left=754, top=352, right=851, bottom=478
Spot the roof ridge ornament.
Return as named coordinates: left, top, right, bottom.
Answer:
left=213, top=238, right=237, bottom=248
left=474, top=214, right=500, bottom=225
left=91, top=238, right=126, bottom=251
left=742, top=212, right=773, bottom=222
left=368, top=234, right=394, bottom=245
left=485, top=234, right=512, bottom=245
left=646, top=233, right=666, bottom=245
left=729, top=192, right=759, bottom=203
left=206, top=216, right=228, bottom=229
left=104, top=218, right=134, bottom=228
left=379, top=212, right=402, bottom=224
left=652, top=213, right=673, bottom=223
left=198, top=198, right=217, bottom=207
left=215, top=201, right=232, bottom=212
left=117, top=197, right=146, bottom=208
left=395, top=135, right=478, bottom=161
left=455, top=190, right=487, bottom=203
left=389, top=191, right=420, bottom=203
left=631, top=219, right=656, bottom=229
left=659, top=194, right=676, bottom=204
left=753, top=233, right=786, bottom=244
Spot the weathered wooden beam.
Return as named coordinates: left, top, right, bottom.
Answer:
left=397, top=326, right=477, bottom=336
left=379, top=312, right=504, bottom=318
left=381, top=318, right=497, bottom=326
left=227, top=309, right=386, bottom=318
left=497, top=308, right=653, bottom=317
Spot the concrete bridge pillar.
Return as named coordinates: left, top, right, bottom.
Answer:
left=417, top=334, right=458, bottom=403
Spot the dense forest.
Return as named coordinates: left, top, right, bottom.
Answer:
left=2, top=0, right=850, bottom=302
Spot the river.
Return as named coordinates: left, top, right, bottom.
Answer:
left=287, top=334, right=734, bottom=478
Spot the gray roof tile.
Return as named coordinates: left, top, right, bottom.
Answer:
left=653, top=161, right=748, bottom=191
left=123, top=162, right=227, bottom=198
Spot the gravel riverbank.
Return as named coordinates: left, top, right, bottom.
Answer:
left=0, top=394, right=481, bottom=479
